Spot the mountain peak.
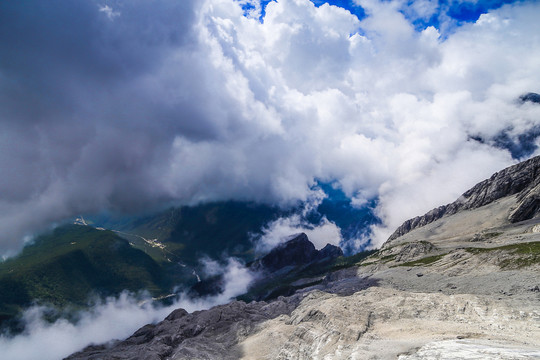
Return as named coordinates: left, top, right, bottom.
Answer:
left=255, top=233, right=342, bottom=272
left=388, top=155, right=540, bottom=241
left=258, top=233, right=317, bottom=272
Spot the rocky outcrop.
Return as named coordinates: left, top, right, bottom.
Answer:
left=66, top=296, right=303, bottom=360
left=509, top=180, right=540, bottom=223
left=389, top=155, right=540, bottom=240
left=393, top=241, right=435, bottom=263
left=189, top=234, right=344, bottom=298
left=509, top=193, right=540, bottom=223
left=257, top=233, right=317, bottom=272
left=252, top=233, right=343, bottom=272
left=316, top=243, right=344, bottom=261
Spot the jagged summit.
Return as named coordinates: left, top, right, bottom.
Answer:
left=389, top=155, right=540, bottom=241
left=254, top=233, right=343, bottom=272
left=188, top=234, right=345, bottom=299
left=259, top=233, right=316, bottom=271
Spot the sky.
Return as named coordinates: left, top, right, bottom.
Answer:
left=1, top=0, right=540, bottom=256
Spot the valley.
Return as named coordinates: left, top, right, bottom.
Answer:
left=66, top=155, right=540, bottom=359
left=0, top=195, right=376, bottom=336
left=2, top=157, right=540, bottom=359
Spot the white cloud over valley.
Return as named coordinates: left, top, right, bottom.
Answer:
left=0, top=257, right=254, bottom=360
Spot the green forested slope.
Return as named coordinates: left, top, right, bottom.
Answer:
left=0, top=225, right=169, bottom=327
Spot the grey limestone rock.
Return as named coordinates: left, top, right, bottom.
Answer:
left=394, top=241, right=436, bottom=263
left=65, top=296, right=302, bottom=360
left=389, top=155, right=540, bottom=240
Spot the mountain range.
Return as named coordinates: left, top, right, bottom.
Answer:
left=0, top=197, right=375, bottom=334
left=63, top=155, right=540, bottom=359
left=1, top=155, right=539, bottom=358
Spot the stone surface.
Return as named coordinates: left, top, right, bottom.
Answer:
left=66, top=296, right=303, bottom=360
left=398, top=339, right=540, bottom=360
left=256, top=233, right=318, bottom=272
left=239, top=287, right=540, bottom=360
left=252, top=233, right=342, bottom=272
left=389, top=155, right=540, bottom=240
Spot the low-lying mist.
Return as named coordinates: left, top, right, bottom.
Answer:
left=0, top=258, right=254, bottom=360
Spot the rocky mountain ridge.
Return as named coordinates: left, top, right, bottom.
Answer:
left=188, top=233, right=345, bottom=299
left=252, top=233, right=343, bottom=272
left=389, top=155, right=540, bottom=241
left=66, top=296, right=303, bottom=360
left=67, top=156, right=540, bottom=360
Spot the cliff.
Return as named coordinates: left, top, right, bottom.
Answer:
left=388, top=155, right=540, bottom=241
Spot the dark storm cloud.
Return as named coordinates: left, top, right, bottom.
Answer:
left=1, top=0, right=540, bottom=255
left=0, top=1, right=193, bottom=124
left=0, top=0, right=213, bottom=253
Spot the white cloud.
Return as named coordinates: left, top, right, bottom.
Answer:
left=1, top=0, right=540, bottom=254
left=0, top=294, right=169, bottom=360
left=255, top=190, right=343, bottom=251
left=256, top=214, right=343, bottom=251
left=99, top=5, right=120, bottom=20
left=0, top=257, right=254, bottom=360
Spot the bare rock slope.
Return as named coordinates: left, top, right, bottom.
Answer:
left=389, top=155, right=540, bottom=240
left=67, top=156, right=540, bottom=360
left=67, top=297, right=303, bottom=360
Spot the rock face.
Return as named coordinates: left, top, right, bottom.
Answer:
left=316, top=243, right=344, bottom=261
left=253, top=233, right=343, bottom=272
left=389, top=155, right=540, bottom=240
left=509, top=182, right=540, bottom=223
left=258, top=233, right=317, bottom=271
left=66, top=296, right=303, bottom=360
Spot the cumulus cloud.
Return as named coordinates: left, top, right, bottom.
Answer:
left=197, top=257, right=255, bottom=300
left=1, top=0, right=540, bottom=254
left=98, top=4, right=121, bottom=20
left=254, top=190, right=343, bottom=251
left=257, top=216, right=343, bottom=250
left=0, top=257, right=254, bottom=360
